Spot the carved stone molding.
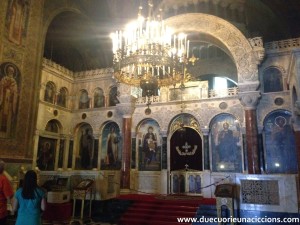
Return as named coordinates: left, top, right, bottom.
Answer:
left=238, top=91, right=261, bottom=110
left=165, top=13, right=259, bottom=85
left=248, top=37, right=265, bottom=64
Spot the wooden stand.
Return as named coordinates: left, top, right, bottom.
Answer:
left=214, top=184, right=235, bottom=225
left=216, top=197, right=234, bottom=225
left=69, top=180, right=94, bottom=225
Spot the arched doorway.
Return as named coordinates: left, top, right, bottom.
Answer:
left=170, top=127, right=202, bottom=171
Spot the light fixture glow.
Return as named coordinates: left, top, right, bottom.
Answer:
left=111, top=0, right=190, bottom=104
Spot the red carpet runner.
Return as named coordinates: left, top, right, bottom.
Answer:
left=117, top=194, right=216, bottom=225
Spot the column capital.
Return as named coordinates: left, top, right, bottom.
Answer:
left=116, top=95, right=136, bottom=117
left=248, top=37, right=265, bottom=64
left=238, top=91, right=261, bottom=110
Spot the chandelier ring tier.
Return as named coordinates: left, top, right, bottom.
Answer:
left=110, top=0, right=190, bottom=98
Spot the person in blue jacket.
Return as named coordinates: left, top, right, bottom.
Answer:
left=13, top=170, right=46, bottom=225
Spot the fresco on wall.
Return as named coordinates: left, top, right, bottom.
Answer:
left=264, top=111, right=297, bottom=173
left=94, top=88, right=105, bottom=108
left=79, top=90, right=90, bottom=109
left=76, top=125, right=94, bottom=170
left=0, top=62, right=21, bottom=138
left=210, top=114, right=242, bottom=172
left=100, top=122, right=122, bottom=170
left=36, top=137, right=56, bottom=171
left=263, top=68, right=283, bottom=93
left=5, top=0, right=30, bottom=45
left=44, top=82, right=55, bottom=103
left=57, top=88, right=67, bottom=107
left=109, top=86, right=119, bottom=106
left=137, top=119, right=162, bottom=171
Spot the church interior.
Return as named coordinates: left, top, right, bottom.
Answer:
left=1, top=0, right=300, bottom=224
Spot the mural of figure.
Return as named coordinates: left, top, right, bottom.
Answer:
left=37, top=142, right=54, bottom=170
left=138, top=119, right=161, bottom=171
left=109, top=86, right=119, bottom=106
left=216, top=122, right=237, bottom=162
left=270, top=115, right=297, bottom=173
left=211, top=116, right=242, bottom=172
left=143, top=126, right=157, bottom=166
left=94, top=89, right=104, bottom=108
left=79, top=91, right=89, bottom=109
left=7, top=0, right=28, bottom=45
left=57, top=88, right=67, bottom=107
left=106, top=126, right=119, bottom=166
left=80, top=129, right=93, bottom=169
left=44, top=83, right=55, bottom=103
left=101, top=122, right=121, bottom=170
left=0, top=65, right=18, bottom=137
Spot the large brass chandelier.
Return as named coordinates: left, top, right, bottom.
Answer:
left=110, top=0, right=189, bottom=98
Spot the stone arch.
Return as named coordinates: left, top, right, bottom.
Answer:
left=165, top=13, right=260, bottom=90
left=168, top=113, right=201, bottom=136
left=45, top=119, right=63, bottom=133
left=42, top=7, right=90, bottom=52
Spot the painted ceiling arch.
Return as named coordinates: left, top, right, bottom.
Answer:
left=165, top=13, right=260, bottom=90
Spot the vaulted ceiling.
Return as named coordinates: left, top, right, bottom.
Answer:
left=43, top=0, right=300, bottom=72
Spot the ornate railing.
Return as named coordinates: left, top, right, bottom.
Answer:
left=136, top=96, right=160, bottom=104
left=135, top=87, right=239, bottom=105
left=209, top=87, right=239, bottom=98
left=265, top=38, right=300, bottom=52
left=43, top=58, right=74, bottom=78
left=43, top=58, right=113, bottom=79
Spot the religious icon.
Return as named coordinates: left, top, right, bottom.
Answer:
left=264, top=111, right=297, bottom=173
left=211, top=115, right=242, bottom=172
left=138, top=119, right=162, bottom=171
left=0, top=62, right=20, bottom=138
left=101, top=122, right=122, bottom=170
left=94, top=88, right=104, bottom=108
left=36, top=137, right=56, bottom=171
left=6, top=0, right=30, bottom=45
left=79, top=128, right=93, bottom=169
left=79, top=90, right=90, bottom=109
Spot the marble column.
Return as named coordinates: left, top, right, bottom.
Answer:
left=121, top=116, right=132, bottom=189
left=202, top=128, right=210, bottom=171
left=116, top=84, right=136, bottom=191
left=239, top=92, right=261, bottom=174
left=54, top=137, right=61, bottom=170
left=32, top=130, right=40, bottom=169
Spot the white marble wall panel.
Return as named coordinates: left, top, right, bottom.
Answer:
left=236, top=174, right=298, bottom=213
